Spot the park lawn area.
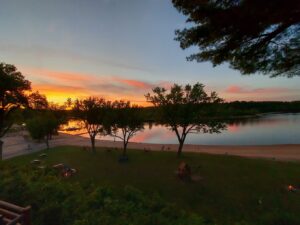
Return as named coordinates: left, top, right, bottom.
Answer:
left=7, top=146, right=300, bottom=224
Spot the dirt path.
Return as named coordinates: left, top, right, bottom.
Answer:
left=2, top=132, right=300, bottom=161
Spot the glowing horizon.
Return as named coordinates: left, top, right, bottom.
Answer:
left=20, top=66, right=298, bottom=106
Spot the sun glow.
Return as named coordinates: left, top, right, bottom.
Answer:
left=32, top=85, right=151, bottom=107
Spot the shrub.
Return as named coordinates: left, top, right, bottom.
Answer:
left=0, top=164, right=206, bottom=225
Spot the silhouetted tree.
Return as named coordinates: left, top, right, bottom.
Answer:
left=109, top=101, right=144, bottom=158
left=0, top=63, right=31, bottom=160
left=27, top=111, right=61, bottom=149
left=172, top=0, right=300, bottom=77
left=73, top=97, right=110, bottom=153
left=146, top=83, right=225, bottom=157
left=64, top=98, right=73, bottom=110
left=28, top=91, right=48, bottom=110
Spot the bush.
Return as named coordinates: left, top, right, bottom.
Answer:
left=0, top=164, right=206, bottom=225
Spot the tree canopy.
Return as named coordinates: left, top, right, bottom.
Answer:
left=0, top=63, right=31, bottom=137
left=109, top=100, right=144, bottom=158
left=26, top=111, right=61, bottom=149
left=146, top=83, right=225, bottom=156
left=0, top=63, right=31, bottom=159
left=172, top=0, right=300, bottom=77
left=28, top=91, right=49, bottom=110
left=73, top=97, right=111, bottom=152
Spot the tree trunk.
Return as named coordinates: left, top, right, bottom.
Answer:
left=91, top=136, right=96, bottom=153
left=123, top=141, right=128, bottom=156
left=177, top=140, right=184, bottom=157
left=45, top=135, right=49, bottom=150
left=0, top=140, right=3, bottom=161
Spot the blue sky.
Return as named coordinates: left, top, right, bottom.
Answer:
left=1, top=0, right=299, bottom=104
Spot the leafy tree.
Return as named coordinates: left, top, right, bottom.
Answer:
left=28, top=91, right=49, bottom=110
left=109, top=101, right=144, bottom=158
left=73, top=97, right=110, bottom=153
left=172, top=0, right=300, bottom=77
left=26, top=111, right=61, bottom=149
left=64, top=98, right=73, bottom=110
left=146, top=83, right=225, bottom=157
left=0, top=63, right=31, bottom=160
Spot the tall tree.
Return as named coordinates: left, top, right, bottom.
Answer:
left=146, top=83, right=225, bottom=157
left=172, top=0, right=300, bottom=77
left=26, top=111, right=61, bottom=150
left=64, top=98, right=73, bottom=110
left=73, top=97, right=110, bottom=153
left=109, top=101, right=144, bottom=158
left=28, top=91, right=49, bottom=110
left=0, top=63, right=31, bottom=160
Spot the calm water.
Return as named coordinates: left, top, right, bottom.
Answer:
left=62, top=113, right=300, bottom=145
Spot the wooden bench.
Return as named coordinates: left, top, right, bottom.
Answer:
left=0, top=201, right=31, bottom=225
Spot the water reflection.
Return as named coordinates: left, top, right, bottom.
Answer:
left=60, top=113, right=300, bottom=145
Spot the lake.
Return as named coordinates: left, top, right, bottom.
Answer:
left=61, top=113, right=300, bottom=145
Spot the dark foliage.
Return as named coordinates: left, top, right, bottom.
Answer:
left=0, top=164, right=206, bottom=225
left=109, top=101, right=144, bottom=156
left=0, top=63, right=31, bottom=138
left=0, top=62, right=31, bottom=160
left=26, top=111, right=62, bottom=149
left=224, top=101, right=300, bottom=114
left=28, top=91, right=49, bottom=110
left=146, top=83, right=226, bottom=156
left=172, top=0, right=300, bottom=77
left=73, top=97, right=111, bottom=153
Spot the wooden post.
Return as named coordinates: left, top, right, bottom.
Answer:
left=0, top=140, right=3, bottom=161
left=22, top=206, right=31, bottom=225
left=0, top=214, right=4, bottom=225
left=0, top=201, right=31, bottom=225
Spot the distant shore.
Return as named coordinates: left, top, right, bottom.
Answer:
left=2, top=132, right=300, bottom=162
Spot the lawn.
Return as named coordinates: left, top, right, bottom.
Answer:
left=7, top=146, right=300, bottom=224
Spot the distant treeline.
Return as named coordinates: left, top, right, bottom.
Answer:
left=141, top=101, right=300, bottom=122
left=223, top=101, right=300, bottom=114
left=34, top=101, right=300, bottom=124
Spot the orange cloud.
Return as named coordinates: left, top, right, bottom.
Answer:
left=32, top=83, right=91, bottom=103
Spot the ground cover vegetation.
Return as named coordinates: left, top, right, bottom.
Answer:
left=4, top=147, right=300, bottom=225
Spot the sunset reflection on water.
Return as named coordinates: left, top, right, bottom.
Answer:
left=60, top=113, right=300, bottom=145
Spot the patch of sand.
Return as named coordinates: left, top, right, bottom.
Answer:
left=2, top=132, right=300, bottom=161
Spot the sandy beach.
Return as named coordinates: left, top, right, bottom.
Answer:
left=2, top=132, right=300, bottom=161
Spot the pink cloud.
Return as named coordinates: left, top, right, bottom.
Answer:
left=225, top=85, right=289, bottom=94
left=227, top=124, right=239, bottom=133
left=226, top=85, right=244, bottom=93
left=23, top=67, right=96, bottom=83
left=112, top=77, right=153, bottom=89
left=22, top=67, right=152, bottom=89
left=19, top=66, right=171, bottom=105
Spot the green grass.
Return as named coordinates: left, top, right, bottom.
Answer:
left=7, top=146, right=300, bottom=224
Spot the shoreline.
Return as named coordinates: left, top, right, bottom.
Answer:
left=2, top=132, right=300, bottom=161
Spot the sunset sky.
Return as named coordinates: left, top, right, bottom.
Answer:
left=1, top=0, right=299, bottom=105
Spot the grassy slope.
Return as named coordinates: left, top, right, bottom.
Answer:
left=8, top=146, right=300, bottom=224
